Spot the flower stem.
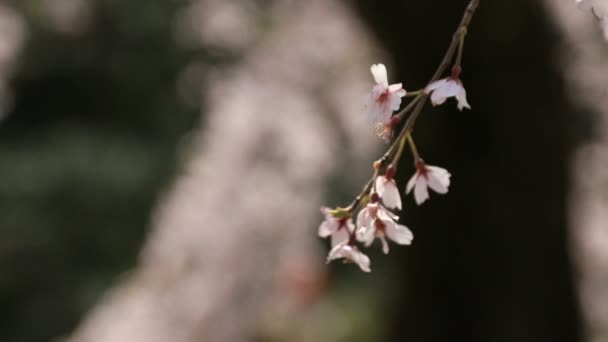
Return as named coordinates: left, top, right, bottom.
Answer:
left=405, top=89, right=424, bottom=97
left=390, top=132, right=408, bottom=171
left=454, top=27, right=467, bottom=68
left=406, top=134, right=420, bottom=161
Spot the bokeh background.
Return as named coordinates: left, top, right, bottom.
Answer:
left=0, top=0, right=606, bottom=341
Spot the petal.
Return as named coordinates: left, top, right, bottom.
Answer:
left=425, top=78, right=447, bottom=93
left=389, top=93, right=403, bottom=111
left=318, top=208, right=339, bottom=237
left=327, top=243, right=348, bottom=262
left=388, top=83, right=403, bottom=93
left=414, top=178, right=429, bottom=205
left=430, top=88, right=448, bottom=106
left=351, top=249, right=371, bottom=272
left=441, top=79, right=462, bottom=98
left=406, top=173, right=418, bottom=194
left=356, top=208, right=370, bottom=230
left=331, top=227, right=350, bottom=248
left=380, top=180, right=402, bottom=210
left=345, top=219, right=356, bottom=233
left=357, top=225, right=376, bottom=246
left=386, top=222, right=414, bottom=245
left=375, top=176, right=387, bottom=196
left=456, top=86, right=471, bottom=110
left=371, top=63, right=388, bottom=87
left=427, top=165, right=451, bottom=183
left=366, top=100, right=383, bottom=122
left=395, top=89, right=407, bottom=98
left=318, top=220, right=337, bottom=237
left=380, top=235, right=390, bottom=254
left=427, top=167, right=451, bottom=194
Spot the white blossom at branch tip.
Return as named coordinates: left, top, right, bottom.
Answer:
left=366, top=63, right=406, bottom=125
left=425, top=77, right=470, bottom=111
left=356, top=202, right=413, bottom=254
left=327, top=242, right=371, bottom=272
left=375, top=175, right=402, bottom=210
left=318, top=207, right=354, bottom=247
left=406, top=162, right=451, bottom=205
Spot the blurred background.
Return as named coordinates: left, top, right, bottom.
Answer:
left=0, top=0, right=606, bottom=341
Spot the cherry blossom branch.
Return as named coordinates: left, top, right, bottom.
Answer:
left=346, top=0, right=480, bottom=212
left=321, top=0, right=479, bottom=272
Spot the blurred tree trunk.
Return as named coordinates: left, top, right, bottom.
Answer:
left=547, top=2, right=608, bottom=342
left=69, top=1, right=380, bottom=341
left=349, top=0, right=583, bottom=341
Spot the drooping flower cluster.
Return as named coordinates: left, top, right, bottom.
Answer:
left=319, top=0, right=478, bottom=272
left=318, top=61, right=465, bottom=271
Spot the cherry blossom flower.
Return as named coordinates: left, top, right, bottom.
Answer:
left=406, top=160, right=451, bottom=205
left=356, top=201, right=413, bottom=254
left=327, top=242, right=371, bottom=272
left=366, top=63, right=406, bottom=124
left=318, top=207, right=354, bottom=247
left=375, top=167, right=401, bottom=210
left=425, top=66, right=470, bottom=110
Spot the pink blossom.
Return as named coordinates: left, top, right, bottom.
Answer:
left=366, top=63, right=406, bottom=124
left=406, top=160, right=451, bottom=205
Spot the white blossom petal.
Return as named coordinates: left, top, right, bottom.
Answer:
left=357, top=226, right=376, bottom=246
left=376, top=176, right=402, bottom=210
left=388, top=83, right=404, bottom=93
left=380, top=235, right=390, bottom=254
left=386, top=222, right=414, bottom=245
left=430, top=89, right=448, bottom=106
left=331, top=227, right=350, bottom=248
left=318, top=208, right=339, bottom=237
left=356, top=207, right=372, bottom=231
left=378, top=204, right=399, bottom=221
left=318, top=220, right=336, bottom=237
left=414, top=177, right=430, bottom=205
left=388, top=92, right=403, bottom=111
left=456, top=86, right=471, bottom=110
left=327, top=243, right=371, bottom=272
left=425, top=79, right=448, bottom=92
left=443, top=79, right=462, bottom=97
left=350, top=249, right=371, bottom=272
left=406, top=173, right=417, bottom=194
left=371, top=63, right=388, bottom=87
left=427, top=166, right=451, bottom=194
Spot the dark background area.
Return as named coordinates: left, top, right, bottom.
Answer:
left=0, top=0, right=583, bottom=341
left=352, top=0, right=582, bottom=341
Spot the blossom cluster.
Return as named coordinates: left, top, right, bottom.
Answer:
left=318, top=0, right=480, bottom=272
left=319, top=62, right=468, bottom=272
